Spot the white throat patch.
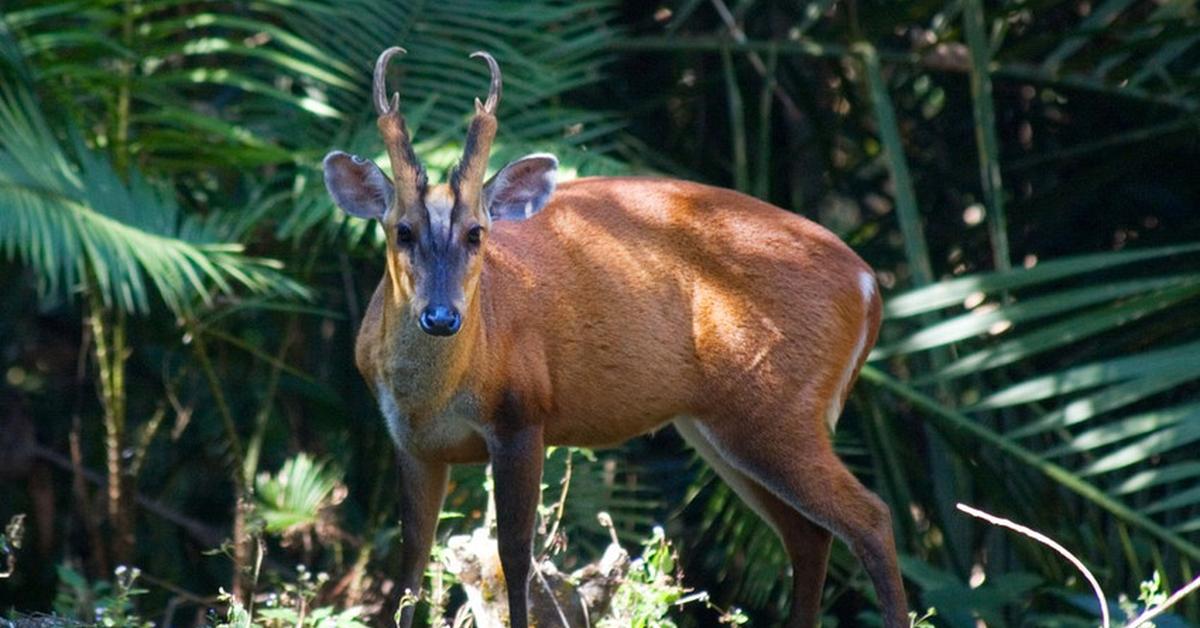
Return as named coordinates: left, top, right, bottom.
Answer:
left=376, top=375, right=409, bottom=448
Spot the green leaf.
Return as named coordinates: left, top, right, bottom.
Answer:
left=923, top=284, right=1200, bottom=381
left=254, top=454, right=344, bottom=534
left=1044, top=403, right=1200, bottom=460
left=1080, top=417, right=1200, bottom=477
left=881, top=244, right=1200, bottom=319
left=874, top=275, right=1200, bottom=359
left=0, top=84, right=309, bottom=315
left=975, top=340, right=1200, bottom=411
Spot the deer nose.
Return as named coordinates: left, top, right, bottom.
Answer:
left=418, top=305, right=462, bottom=336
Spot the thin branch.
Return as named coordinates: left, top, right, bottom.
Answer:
left=129, top=402, right=168, bottom=479
left=614, top=35, right=915, bottom=63
left=541, top=449, right=574, bottom=558
left=532, top=560, right=572, bottom=628
left=956, top=503, right=1110, bottom=628
left=136, top=570, right=216, bottom=606
left=33, top=443, right=224, bottom=548
left=707, top=0, right=804, bottom=124
left=720, top=48, right=749, bottom=192
left=188, top=324, right=246, bottom=488
left=613, top=37, right=1199, bottom=114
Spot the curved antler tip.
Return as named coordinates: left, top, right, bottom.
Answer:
left=376, top=46, right=407, bottom=73
left=469, top=51, right=502, bottom=114
left=373, top=47, right=408, bottom=115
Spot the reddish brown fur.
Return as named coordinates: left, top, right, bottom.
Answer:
left=357, top=177, right=877, bottom=449
left=356, top=175, right=907, bottom=627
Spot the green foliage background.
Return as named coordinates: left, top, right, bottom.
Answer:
left=2, top=0, right=1200, bottom=626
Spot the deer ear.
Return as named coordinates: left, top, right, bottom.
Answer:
left=482, top=154, right=557, bottom=221
left=323, top=151, right=394, bottom=220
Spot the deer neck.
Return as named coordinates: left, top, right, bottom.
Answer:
left=378, top=280, right=487, bottom=417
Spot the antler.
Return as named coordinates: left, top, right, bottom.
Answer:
left=471, top=51, right=502, bottom=115
left=374, top=46, right=405, bottom=115
left=452, top=52, right=502, bottom=215
left=374, top=46, right=425, bottom=213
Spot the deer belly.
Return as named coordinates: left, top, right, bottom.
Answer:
left=544, top=396, right=683, bottom=449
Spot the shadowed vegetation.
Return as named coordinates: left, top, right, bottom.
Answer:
left=2, top=1, right=1200, bottom=626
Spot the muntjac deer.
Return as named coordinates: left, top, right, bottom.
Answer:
left=323, top=47, right=908, bottom=628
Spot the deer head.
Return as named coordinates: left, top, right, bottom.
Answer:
left=323, top=48, right=558, bottom=336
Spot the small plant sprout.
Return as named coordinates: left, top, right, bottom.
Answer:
left=596, top=515, right=748, bottom=627
left=909, top=607, right=937, bottom=628
left=0, top=513, right=25, bottom=578
left=99, top=565, right=151, bottom=628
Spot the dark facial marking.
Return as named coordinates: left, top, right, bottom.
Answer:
left=397, top=223, right=414, bottom=245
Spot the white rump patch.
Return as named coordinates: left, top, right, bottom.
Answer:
left=859, top=270, right=876, bottom=303
left=824, top=271, right=877, bottom=432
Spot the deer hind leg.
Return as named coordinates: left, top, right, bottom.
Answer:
left=676, top=418, right=832, bottom=627
left=686, top=406, right=908, bottom=628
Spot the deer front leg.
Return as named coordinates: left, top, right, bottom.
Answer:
left=394, top=449, right=449, bottom=628
left=488, top=422, right=544, bottom=628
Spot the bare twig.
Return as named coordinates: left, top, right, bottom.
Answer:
left=541, top=449, right=574, bottom=558
left=69, top=414, right=109, bottom=575
left=128, top=403, right=168, bottom=479
left=187, top=326, right=245, bottom=485
left=597, top=512, right=620, bottom=547
left=34, top=443, right=224, bottom=548
left=484, top=464, right=496, bottom=531
left=957, top=503, right=1110, bottom=628
left=137, top=570, right=215, bottom=605
left=532, top=560, right=572, bottom=628
left=708, top=0, right=803, bottom=124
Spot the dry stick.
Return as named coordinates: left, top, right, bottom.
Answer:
left=708, top=0, right=804, bottom=124
left=34, top=443, right=224, bottom=548
left=70, top=317, right=110, bottom=576
left=541, top=449, right=574, bottom=558
left=137, top=570, right=215, bottom=605
left=484, top=464, right=497, bottom=531
left=959, top=503, right=1200, bottom=627
left=956, top=503, right=1111, bottom=628
left=532, top=559, right=573, bottom=628
left=69, top=415, right=109, bottom=575
left=597, top=512, right=620, bottom=547
left=451, top=604, right=472, bottom=628
left=188, top=324, right=251, bottom=600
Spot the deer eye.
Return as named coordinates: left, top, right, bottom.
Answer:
left=466, top=225, right=484, bottom=246
left=397, top=224, right=414, bottom=245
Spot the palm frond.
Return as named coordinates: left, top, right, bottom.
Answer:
left=255, top=454, right=345, bottom=534
left=869, top=243, right=1200, bottom=557
left=0, top=83, right=307, bottom=315
left=262, top=0, right=629, bottom=240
